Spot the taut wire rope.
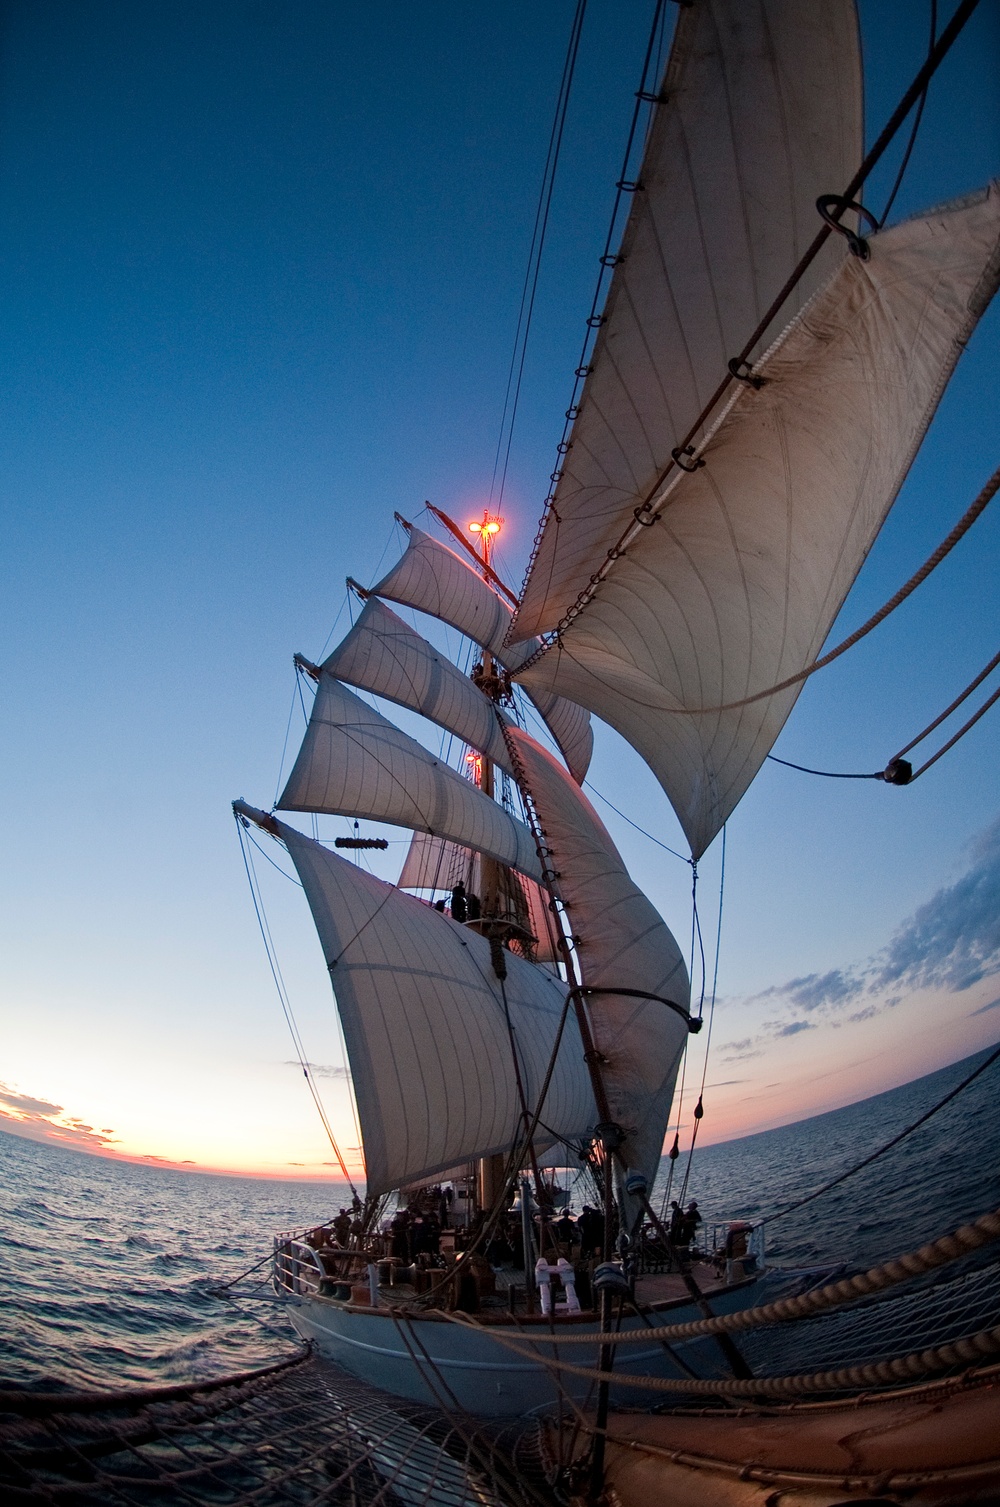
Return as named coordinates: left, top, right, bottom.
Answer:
left=679, top=461, right=1000, bottom=716
left=878, top=0, right=938, bottom=228
left=582, top=781, right=689, bottom=865
left=490, top=0, right=588, bottom=509
left=235, top=814, right=358, bottom=1194
left=678, top=825, right=726, bottom=1207
left=766, top=644, right=1000, bottom=783
left=755, top=1041, right=1000, bottom=1230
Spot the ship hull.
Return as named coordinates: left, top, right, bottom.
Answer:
left=587, top=1370, right=1000, bottom=1505
left=282, top=1277, right=768, bottom=1417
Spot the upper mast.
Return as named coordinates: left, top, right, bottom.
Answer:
left=462, top=509, right=533, bottom=1215
left=466, top=510, right=505, bottom=915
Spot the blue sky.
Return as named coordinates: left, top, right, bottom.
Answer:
left=2, top=1, right=999, bottom=1174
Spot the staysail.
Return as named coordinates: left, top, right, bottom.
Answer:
left=397, top=831, right=561, bottom=965
left=511, top=0, right=863, bottom=642
left=372, top=524, right=594, bottom=783
left=506, top=727, right=690, bottom=1187
left=272, top=819, right=594, bottom=1196
left=515, top=184, right=1000, bottom=857
left=277, top=676, right=542, bottom=879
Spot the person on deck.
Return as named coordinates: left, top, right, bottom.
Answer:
left=390, top=1210, right=410, bottom=1263
left=578, top=1205, right=602, bottom=1259
left=554, top=1210, right=576, bottom=1254
left=332, top=1208, right=351, bottom=1246
left=451, top=881, right=468, bottom=923
left=682, top=1200, right=702, bottom=1251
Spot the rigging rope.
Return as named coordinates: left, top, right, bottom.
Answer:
left=755, top=1041, right=1000, bottom=1229
left=517, top=0, right=672, bottom=602
left=766, top=645, right=1000, bottom=783
left=235, top=816, right=359, bottom=1194
left=676, top=461, right=1000, bottom=716
left=766, top=753, right=883, bottom=780
left=490, top=0, right=588, bottom=510
left=895, top=655, right=1000, bottom=779
left=584, top=779, right=690, bottom=863
left=678, top=826, right=726, bottom=1207
left=878, top=0, right=938, bottom=227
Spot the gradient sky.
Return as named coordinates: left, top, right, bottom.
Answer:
left=2, top=1, right=999, bottom=1179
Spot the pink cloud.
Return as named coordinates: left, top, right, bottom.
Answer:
left=0, top=1080, right=118, bottom=1152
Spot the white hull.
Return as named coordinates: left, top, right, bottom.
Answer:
left=283, top=1278, right=768, bottom=1417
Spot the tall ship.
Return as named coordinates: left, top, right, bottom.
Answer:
left=231, top=1, right=1000, bottom=1501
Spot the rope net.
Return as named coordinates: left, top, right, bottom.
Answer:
left=0, top=1353, right=547, bottom=1507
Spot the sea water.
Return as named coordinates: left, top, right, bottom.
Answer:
left=1, top=1044, right=997, bottom=1392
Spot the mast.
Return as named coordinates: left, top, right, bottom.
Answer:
left=465, top=509, right=521, bottom=1219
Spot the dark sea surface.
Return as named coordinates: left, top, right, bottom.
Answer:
left=651, top=1042, right=1000, bottom=1269
left=0, top=1134, right=347, bottom=1391
left=2, top=1043, right=998, bottom=1393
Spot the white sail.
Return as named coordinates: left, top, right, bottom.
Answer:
left=397, top=832, right=561, bottom=965
left=507, top=727, right=690, bottom=1187
left=323, top=597, right=515, bottom=776
left=372, top=524, right=594, bottom=783
left=374, top=524, right=511, bottom=658
left=278, top=822, right=594, bottom=1196
left=398, top=831, right=479, bottom=893
left=516, top=185, right=1000, bottom=858
left=278, top=676, right=542, bottom=880
left=512, top=0, right=863, bottom=642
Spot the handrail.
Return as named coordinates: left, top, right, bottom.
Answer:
left=272, top=1236, right=365, bottom=1297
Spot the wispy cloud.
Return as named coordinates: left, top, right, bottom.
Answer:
left=970, top=995, right=1000, bottom=1017
left=283, top=1061, right=349, bottom=1080
left=872, top=819, right=1000, bottom=994
left=0, top=1081, right=118, bottom=1152
left=0, top=1087, right=63, bottom=1117
left=720, top=1037, right=764, bottom=1063
left=719, top=817, right=1000, bottom=1054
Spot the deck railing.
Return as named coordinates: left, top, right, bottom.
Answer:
left=272, top=1236, right=366, bottom=1298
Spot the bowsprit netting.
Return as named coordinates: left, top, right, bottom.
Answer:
left=740, top=1246, right=1000, bottom=1380
left=0, top=1350, right=545, bottom=1507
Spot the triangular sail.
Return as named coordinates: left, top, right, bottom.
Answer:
left=277, top=821, right=594, bottom=1196
left=372, top=525, right=594, bottom=783
left=507, top=727, right=690, bottom=1187
left=516, top=185, right=1000, bottom=857
left=277, top=676, right=542, bottom=880
left=511, top=0, right=863, bottom=642
left=322, top=596, right=515, bottom=776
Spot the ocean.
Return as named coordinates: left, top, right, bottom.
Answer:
left=2, top=1044, right=998, bottom=1393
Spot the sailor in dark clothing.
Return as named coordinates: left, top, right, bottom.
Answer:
left=332, top=1208, right=352, bottom=1245
left=466, top=891, right=482, bottom=921
left=682, top=1200, right=702, bottom=1249
left=578, top=1204, right=603, bottom=1259
left=390, top=1210, right=410, bottom=1262
left=555, top=1211, right=576, bottom=1250
left=451, top=881, right=468, bottom=923
left=668, top=1200, right=685, bottom=1244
